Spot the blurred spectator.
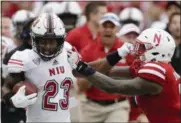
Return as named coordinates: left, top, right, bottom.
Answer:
left=167, top=12, right=181, bottom=75
left=166, top=1, right=181, bottom=19
left=40, top=2, right=82, bottom=32
left=159, top=1, right=181, bottom=24
left=117, top=23, right=140, bottom=44
left=10, top=10, right=36, bottom=46
left=76, top=15, right=87, bottom=27
left=150, top=21, right=167, bottom=30
left=119, top=7, right=144, bottom=30
left=16, top=1, right=34, bottom=11
left=2, top=2, right=19, bottom=17
left=79, top=13, right=130, bottom=122
left=1, top=16, right=13, bottom=38
left=66, top=1, right=107, bottom=52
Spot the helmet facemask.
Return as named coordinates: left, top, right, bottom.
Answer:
left=31, top=33, right=65, bottom=61
left=134, top=40, right=156, bottom=62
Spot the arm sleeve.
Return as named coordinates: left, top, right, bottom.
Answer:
left=138, top=63, right=166, bottom=86
left=7, top=51, right=25, bottom=73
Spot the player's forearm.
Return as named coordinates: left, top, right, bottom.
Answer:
left=88, top=58, right=112, bottom=74
left=87, top=72, right=149, bottom=96
left=87, top=72, right=118, bottom=93
left=88, top=51, right=124, bottom=74
left=108, top=66, right=132, bottom=79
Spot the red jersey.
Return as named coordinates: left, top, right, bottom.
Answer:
left=132, top=61, right=180, bottom=123
left=81, top=37, right=125, bottom=100
left=66, top=23, right=97, bottom=52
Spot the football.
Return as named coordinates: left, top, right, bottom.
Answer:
left=12, top=81, right=38, bottom=95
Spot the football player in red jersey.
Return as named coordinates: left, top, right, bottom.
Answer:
left=67, top=28, right=180, bottom=123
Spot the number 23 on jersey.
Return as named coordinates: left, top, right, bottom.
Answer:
left=42, top=78, right=73, bottom=111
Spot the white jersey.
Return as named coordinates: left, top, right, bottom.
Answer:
left=8, top=45, right=76, bottom=122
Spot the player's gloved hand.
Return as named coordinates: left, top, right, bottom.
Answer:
left=67, top=47, right=82, bottom=70
left=117, top=42, right=134, bottom=58
left=11, top=86, right=37, bottom=108
left=67, top=49, right=95, bottom=76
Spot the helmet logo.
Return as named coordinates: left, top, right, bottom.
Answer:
left=153, top=33, right=161, bottom=46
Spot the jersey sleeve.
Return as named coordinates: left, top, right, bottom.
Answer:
left=138, top=62, right=166, bottom=86
left=7, top=51, right=25, bottom=73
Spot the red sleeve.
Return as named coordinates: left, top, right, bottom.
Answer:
left=138, top=62, right=166, bottom=86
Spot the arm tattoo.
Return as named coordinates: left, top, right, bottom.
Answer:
left=87, top=72, right=162, bottom=96
left=108, top=66, right=132, bottom=79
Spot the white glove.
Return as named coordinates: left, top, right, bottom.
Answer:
left=67, top=48, right=81, bottom=70
left=11, top=86, right=38, bottom=108
left=117, top=42, right=134, bottom=58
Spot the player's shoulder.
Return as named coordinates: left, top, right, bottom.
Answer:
left=138, top=61, right=167, bottom=84
left=139, top=61, right=167, bottom=74
left=8, top=49, right=39, bottom=73
left=10, top=49, right=36, bottom=61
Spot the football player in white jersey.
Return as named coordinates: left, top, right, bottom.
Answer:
left=2, top=13, right=76, bottom=122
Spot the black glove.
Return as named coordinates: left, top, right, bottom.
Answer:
left=76, top=61, right=96, bottom=76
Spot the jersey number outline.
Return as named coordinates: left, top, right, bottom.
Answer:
left=42, top=78, right=72, bottom=111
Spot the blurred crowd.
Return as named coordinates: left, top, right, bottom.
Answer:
left=1, top=1, right=181, bottom=123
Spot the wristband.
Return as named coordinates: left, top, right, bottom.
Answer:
left=106, top=51, right=122, bottom=66
left=76, top=61, right=96, bottom=76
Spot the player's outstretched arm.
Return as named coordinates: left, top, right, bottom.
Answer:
left=67, top=51, right=162, bottom=95
left=68, top=42, right=134, bottom=77
left=108, top=66, right=132, bottom=79
left=86, top=72, right=163, bottom=96
left=88, top=43, right=134, bottom=73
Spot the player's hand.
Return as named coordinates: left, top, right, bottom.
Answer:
left=117, top=42, right=134, bottom=58
left=67, top=49, right=95, bottom=76
left=11, top=86, right=37, bottom=108
left=67, top=48, right=81, bottom=70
